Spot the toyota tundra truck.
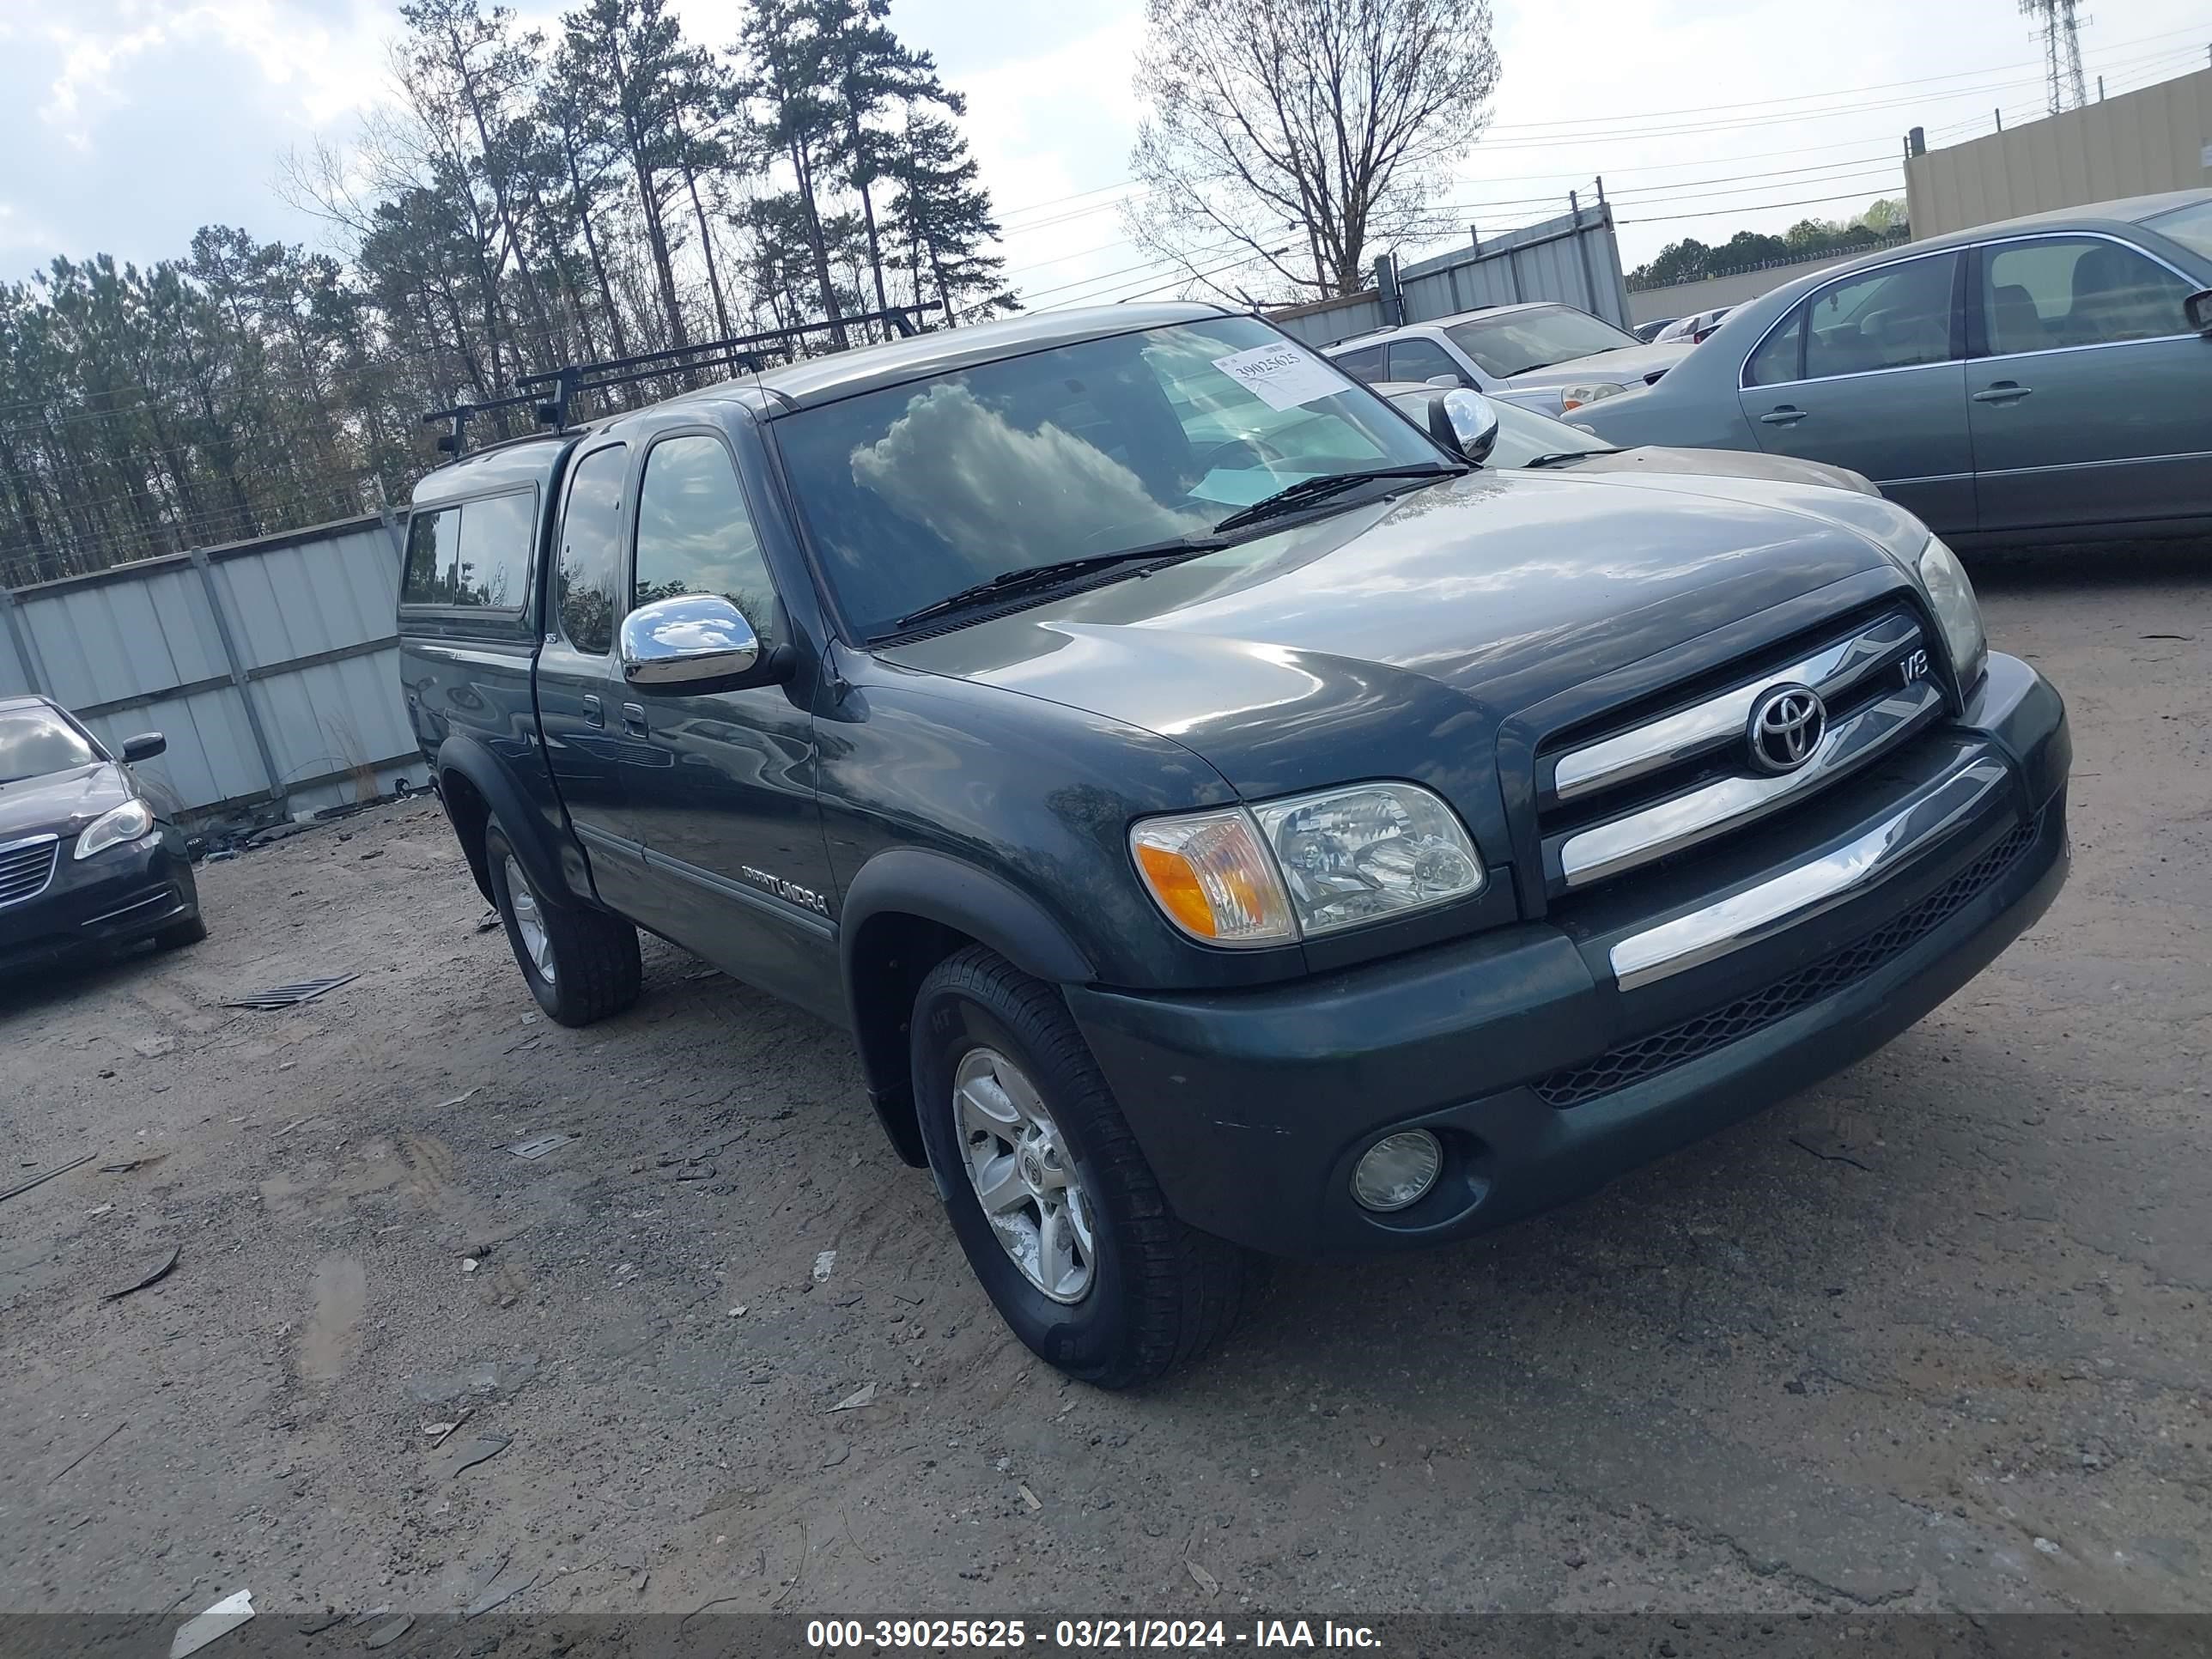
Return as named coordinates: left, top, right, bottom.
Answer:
left=398, top=304, right=2069, bottom=1387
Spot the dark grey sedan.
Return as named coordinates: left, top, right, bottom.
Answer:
left=0, top=694, right=202, bottom=975
left=1573, top=191, right=2212, bottom=544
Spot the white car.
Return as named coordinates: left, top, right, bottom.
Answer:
left=1323, top=302, right=1691, bottom=417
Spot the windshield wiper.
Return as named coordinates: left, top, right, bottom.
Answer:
left=1211, top=465, right=1458, bottom=536
left=1523, top=450, right=1612, bottom=468
left=892, top=538, right=1224, bottom=630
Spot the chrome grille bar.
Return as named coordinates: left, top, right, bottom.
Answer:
left=1559, top=678, right=1944, bottom=889
left=1553, top=611, right=1923, bottom=805
left=0, top=832, right=61, bottom=908
left=1608, top=754, right=2011, bottom=991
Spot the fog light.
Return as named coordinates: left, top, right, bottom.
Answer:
left=1352, top=1130, right=1442, bottom=1212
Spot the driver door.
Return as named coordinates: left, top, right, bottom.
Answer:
left=611, top=428, right=842, bottom=1020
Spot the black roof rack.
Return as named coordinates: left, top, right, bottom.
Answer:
left=520, top=303, right=945, bottom=428
left=419, top=389, right=545, bottom=459
left=419, top=302, right=947, bottom=459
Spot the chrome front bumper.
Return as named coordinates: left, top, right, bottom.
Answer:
left=1610, top=747, right=2011, bottom=990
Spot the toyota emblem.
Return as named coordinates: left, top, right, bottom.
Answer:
left=1747, top=684, right=1826, bottom=774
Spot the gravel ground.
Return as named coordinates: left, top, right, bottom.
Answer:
left=2, top=546, right=2208, bottom=1625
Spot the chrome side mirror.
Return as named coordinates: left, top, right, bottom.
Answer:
left=620, top=592, right=762, bottom=687
left=1426, top=388, right=1500, bottom=465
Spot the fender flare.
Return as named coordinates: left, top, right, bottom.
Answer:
left=837, top=849, right=1097, bottom=1167
left=839, top=848, right=1096, bottom=993
left=434, top=734, right=589, bottom=910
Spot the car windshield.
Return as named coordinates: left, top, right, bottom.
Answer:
left=0, top=706, right=98, bottom=784
left=1445, top=307, right=1642, bottom=377
left=773, top=317, right=1442, bottom=637
left=2142, top=198, right=2212, bottom=262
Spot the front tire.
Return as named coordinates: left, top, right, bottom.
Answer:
left=912, top=946, right=1257, bottom=1389
left=484, top=823, right=640, bottom=1027
left=154, top=914, right=208, bottom=950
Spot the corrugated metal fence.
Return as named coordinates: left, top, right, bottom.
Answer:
left=0, top=514, right=427, bottom=825
left=1905, top=68, right=2212, bottom=238
left=1269, top=203, right=1634, bottom=348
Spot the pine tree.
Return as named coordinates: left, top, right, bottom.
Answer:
left=884, top=107, right=1014, bottom=323
left=738, top=0, right=849, bottom=347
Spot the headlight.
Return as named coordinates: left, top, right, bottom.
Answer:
left=75, top=797, right=154, bottom=860
left=1132, top=783, right=1485, bottom=945
left=1917, top=536, right=1987, bottom=690
left=1558, top=381, right=1626, bottom=411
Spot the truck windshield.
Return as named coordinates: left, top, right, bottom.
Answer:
left=772, top=317, right=1443, bottom=638
left=0, top=706, right=99, bottom=784
left=1446, top=307, right=1642, bottom=377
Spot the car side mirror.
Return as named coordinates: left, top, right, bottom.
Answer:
left=121, top=732, right=167, bottom=762
left=1425, top=374, right=1464, bottom=389
left=1425, top=388, right=1500, bottom=466
left=619, top=592, right=790, bottom=691
left=2188, top=289, right=2212, bottom=335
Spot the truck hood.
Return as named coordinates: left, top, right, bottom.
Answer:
left=881, top=469, right=1911, bottom=810
left=0, top=761, right=129, bottom=842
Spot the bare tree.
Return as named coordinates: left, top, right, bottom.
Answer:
left=1124, top=0, right=1499, bottom=301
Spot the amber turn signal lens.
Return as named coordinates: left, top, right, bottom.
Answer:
left=1128, top=809, right=1295, bottom=946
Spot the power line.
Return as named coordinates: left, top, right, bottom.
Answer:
left=1469, top=32, right=2208, bottom=135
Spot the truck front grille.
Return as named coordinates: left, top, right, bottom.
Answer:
left=1531, top=810, right=2042, bottom=1109
left=1537, top=607, right=1939, bottom=896
left=0, top=835, right=60, bottom=907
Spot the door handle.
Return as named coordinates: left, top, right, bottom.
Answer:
left=1972, top=382, right=2033, bottom=404
left=1759, top=406, right=1807, bottom=426
left=622, top=702, right=648, bottom=736
left=580, top=693, right=605, bottom=727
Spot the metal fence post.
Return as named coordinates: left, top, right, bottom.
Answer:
left=187, top=545, right=289, bottom=811
left=0, top=584, right=48, bottom=693
left=1569, top=191, right=1600, bottom=313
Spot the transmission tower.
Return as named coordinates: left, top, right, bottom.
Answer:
left=2020, top=0, right=2088, bottom=114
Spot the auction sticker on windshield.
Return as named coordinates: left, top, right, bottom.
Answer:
left=1210, top=343, right=1345, bottom=411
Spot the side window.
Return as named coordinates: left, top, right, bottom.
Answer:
left=1330, top=344, right=1387, bottom=383
left=633, top=435, right=778, bottom=644
left=400, top=507, right=459, bottom=605
left=1387, top=337, right=1464, bottom=386
left=1802, top=253, right=1959, bottom=380
left=556, top=446, right=629, bottom=655
left=1982, top=235, right=2197, bottom=355
left=1743, top=308, right=1803, bottom=386
left=452, top=491, right=535, bottom=610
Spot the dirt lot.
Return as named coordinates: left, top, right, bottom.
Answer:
left=3, top=547, right=2209, bottom=1626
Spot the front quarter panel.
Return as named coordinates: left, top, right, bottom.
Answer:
left=817, top=653, right=1299, bottom=991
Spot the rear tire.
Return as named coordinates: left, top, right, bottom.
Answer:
left=484, top=823, right=640, bottom=1026
left=912, top=945, right=1258, bottom=1389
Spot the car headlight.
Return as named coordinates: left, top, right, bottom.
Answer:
left=75, top=797, right=154, bottom=860
left=1132, top=783, right=1486, bottom=945
left=1917, top=535, right=1987, bottom=690
left=1558, top=381, right=1626, bottom=411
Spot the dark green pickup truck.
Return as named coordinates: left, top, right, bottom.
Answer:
left=399, top=303, right=2069, bottom=1386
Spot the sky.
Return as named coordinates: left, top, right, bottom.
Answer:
left=3, top=0, right=2209, bottom=311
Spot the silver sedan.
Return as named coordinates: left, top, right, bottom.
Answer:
left=1371, top=380, right=1879, bottom=495
left=1571, top=191, right=2212, bottom=545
